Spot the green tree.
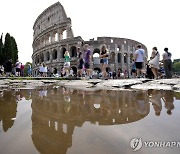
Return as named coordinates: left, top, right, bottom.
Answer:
left=10, top=36, right=18, bottom=64
left=173, top=62, right=180, bottom=72
left=3, top=33, right=19, bottom=65
left=3, top=33, right=12, bottom=62
left=0, top=33, right=3, bottom=65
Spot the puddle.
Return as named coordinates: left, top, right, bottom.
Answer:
left=0, top=87, right=180, bottom=154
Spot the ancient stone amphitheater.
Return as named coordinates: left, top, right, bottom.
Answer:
left=32, top=2, right=148, bottom=76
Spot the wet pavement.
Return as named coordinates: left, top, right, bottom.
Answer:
left=0, top=87, right=180, bottom=154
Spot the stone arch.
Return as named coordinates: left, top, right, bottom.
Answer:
left=117, top=46, right=121, bottom=51
left=55, top=32, right=58, bottom=42
left=61, top=47, right=67, bottom=58
left=37, top=55, right=40, bottom=64
left=117, top=53, right=121, bottom=63
left=52, top=49, right=57, bottom=60
left=124, top=53, right=128, bottom=63
left=40, top=53, right=44, bottom=62
left=35, top=56, right=38, bottom=65
left=130, top=53, right=133, bottom=63
left=46, top=33, right=51, bottom=44
left=46, top=51, right=50, bottom=61
left=110, top=52, right=115, bottom=61
left=62, top=30, right=67, bottom=39
left=70, top=46, right=77, bottom=57
left=93, top=48, right=100, bottom=54
left=54, top=67, right=57, bottom=74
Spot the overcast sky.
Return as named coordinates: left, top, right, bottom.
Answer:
left=0, top=0, right=179, bottom=64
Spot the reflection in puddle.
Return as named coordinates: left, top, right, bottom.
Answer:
left=0, top=87, right=180, bottom=154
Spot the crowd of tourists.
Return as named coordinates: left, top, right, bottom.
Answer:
left=0, top=44, right=173, bottom=80
left=37, top=44, right=172, bottom=80
left=0, top=59, right=32, bottom=77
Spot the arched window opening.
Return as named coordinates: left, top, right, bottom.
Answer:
left=61, top=47, right=67, bottom=58
left=93, top=48, right=100, bottom=54
left=49, top=36, right=51, bottom=44
left=62, top=30, right=67, bottom=39
left=55, top=33, right=58, bottom=42
left=53, top=49, right=57, bottom=60
left=110, top=52, right=115, bottom=61
left=118, top=53, right=121, bottom=63
left=124, top=53, right=128, bottom=63
left=37, top=55, right=40, bottom=64
left=130, top=53, right=133, bottom=63
left=40, top=53, right=44, bottom=62
left=70, top=46, right=77, bottom=57
left=46, top=52, right=50, bottom=61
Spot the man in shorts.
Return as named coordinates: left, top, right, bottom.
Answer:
left=134, top=44, right=145, bottom=78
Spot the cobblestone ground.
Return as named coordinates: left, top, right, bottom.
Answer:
left=0, top=78, right=180, bottom=92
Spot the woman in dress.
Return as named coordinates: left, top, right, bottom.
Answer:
left=149, top=47, right=160, bottom=79
left=42, top=62, right=47, bottom=77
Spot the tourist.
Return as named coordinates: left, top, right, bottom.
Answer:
left=134, top=44, right=145, bottom=78
left=77, top=47, right=84, bottom=77
left=83, top=44, right=92, bottom=79
left=162, top=91, right=174, bottom=115
left=100, top=44, right=109, bottom=80
left=112, top=71, right=117, bottom=79
left=149, top=47, right=160, bottom=79
left=69, top=68, right=74, bottom=77
left=124, top=68, right=128, bottom=79
left=131, top=59, right=136, bottom=78
left=39, top=63, right=43, bottom=76
left=60, top=67, right=65, bottom=77
left=39, top=87, right=47, bottom=98
left=27, top=64, right=32, bottom=77
left=48, top=66, right=54, bottom=77
left=149, top=90, right=162, bottom=116
left=4, top=59, right=13, bottom=77
left=15, top=60, right=21, bottom=76
left=0, top=65, right=4, bottom=76
left=162, top=47, right=172, bottom=78
left=64, top=50, right=70, bottom=77
left=117, top=68, right=122, bottom=79
left=41, top=62, right=47, bottom=77
left=20, top=63, right=25, bottom=77
left=146, top=57, right=154, bottom=79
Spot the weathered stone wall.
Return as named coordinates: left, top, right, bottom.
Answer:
left=32, top=2, right=83, bottom=76
left=86, top=37, right=148, bottom=75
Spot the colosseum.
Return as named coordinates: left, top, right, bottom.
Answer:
left=32, top=2, right=148, bottom=77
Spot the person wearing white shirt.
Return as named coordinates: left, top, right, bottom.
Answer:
left=162, top=48, right=172, bottom=78
left=134, top=44, right=145, bottom=78
left=41, top=62, right=47, bottom=77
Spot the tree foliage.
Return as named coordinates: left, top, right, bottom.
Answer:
left=173, top=62, right=180, bottom=72
left=0, top=33, right=19, bottom=65
left=0, top=33, right=3, bottom=65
